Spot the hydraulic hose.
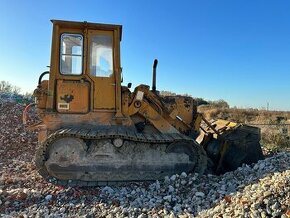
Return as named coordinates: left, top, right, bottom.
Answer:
left=38, top=71, right=49, bottom=86
left=23, top=103, right=36, bottom=125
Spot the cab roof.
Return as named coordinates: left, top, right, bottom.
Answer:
left=51, top=19, right=122, bottom=41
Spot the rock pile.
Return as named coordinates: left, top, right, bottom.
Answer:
left=0, top=102, right=289, bottom=217
left=0, top=102, right=38, bottom=167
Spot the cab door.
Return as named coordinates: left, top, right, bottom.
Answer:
left=56, top=32, right=90, bottom=114
left=87, top=30, right=116, bottom=110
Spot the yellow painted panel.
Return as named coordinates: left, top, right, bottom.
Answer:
left=56, top=80, right=89, bottom=113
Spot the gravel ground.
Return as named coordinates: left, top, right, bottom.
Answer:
left=0, top=102, right=289, bottom=218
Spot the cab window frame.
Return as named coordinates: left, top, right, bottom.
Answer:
left=59, top=33, right=84, bottom=76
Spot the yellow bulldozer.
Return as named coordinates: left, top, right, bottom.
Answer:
left=24, top=20, right=264, bottom=186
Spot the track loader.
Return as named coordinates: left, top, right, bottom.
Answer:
left=25, top=20, right=264, bottom=186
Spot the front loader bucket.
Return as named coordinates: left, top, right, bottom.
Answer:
left=197, top=119, right=264, bottom=174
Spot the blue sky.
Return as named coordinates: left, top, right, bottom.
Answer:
left=1, top=0, right=290, bottom=110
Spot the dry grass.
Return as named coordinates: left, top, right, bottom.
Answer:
left=199, top=105, right=290, bottom=123
left=198, top=105, right=290, bottom=152
left=260, top=126, right=290, bottom=152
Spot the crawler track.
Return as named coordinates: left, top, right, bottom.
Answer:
left=35, top=126, right=207, bottom=186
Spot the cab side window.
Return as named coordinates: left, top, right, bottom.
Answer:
left=90, top=34, right=113, bottom=77
left=60, top=33, right=83, bottom=75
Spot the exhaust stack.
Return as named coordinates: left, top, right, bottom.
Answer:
left=152, top=59, right=158, bottom=92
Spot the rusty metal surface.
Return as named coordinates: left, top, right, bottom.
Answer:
left=161, top=95, right=196, bottom=125
left=33, top=80, right=48, bottom=109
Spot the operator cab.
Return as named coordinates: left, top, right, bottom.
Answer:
left=44, top=20, right=122, bottom=115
